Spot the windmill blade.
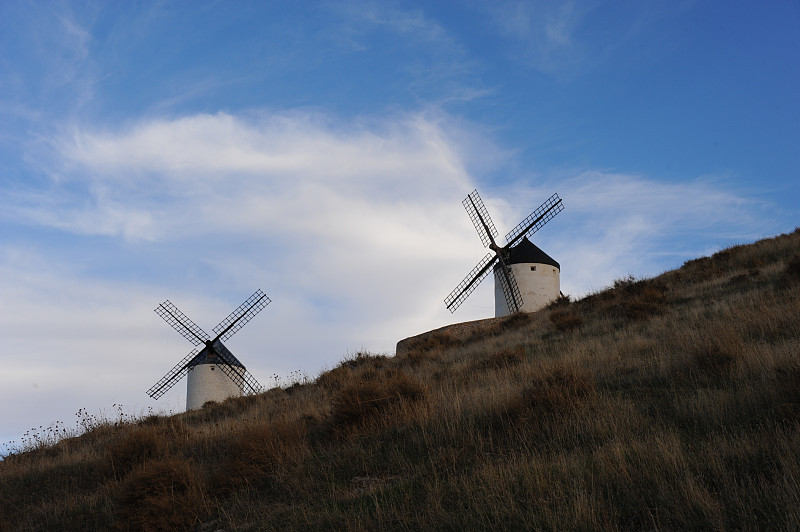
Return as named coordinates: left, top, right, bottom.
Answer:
left=209, top=340, right=263, bottom=394
left=495, top=258, right=523, bottom=314
left=445, top=253, right=498, bottom=313
left=146, top=349, right=199, bottom=400
left=463, top=190, right=499, bottom=248
left=212, top=289, right=271, bottom=342
left=155, top=301, right=210, bottom=346
left=504, top=193, right=564, bottom=247
left=215, top=363, right=263, bottom=395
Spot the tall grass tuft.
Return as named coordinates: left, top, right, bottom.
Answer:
left=501, top=365, right=596, bottom=424
left=329, top=368, right=426, bottom=435
left=114, top=456, right=207, bottom=531
left=782, top=251, right=800, bottom=285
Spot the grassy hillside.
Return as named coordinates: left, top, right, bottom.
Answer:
left=2, top=229, right=799, bottom=531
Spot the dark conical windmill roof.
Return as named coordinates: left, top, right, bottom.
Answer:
left=506, top=237, right=560, bottom=269
left=187, top=339, right=246, bottom=369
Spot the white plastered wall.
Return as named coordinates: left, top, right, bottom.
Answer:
left=494, top=263, right=560, bottom=317
left=186, top=364, right=244, bottom=410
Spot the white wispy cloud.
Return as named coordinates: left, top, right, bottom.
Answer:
left=327, top=0, right=486, bottom=103
left=495, top=170, right=778, bottom=294
left=482, top=0, right=587, bottom=74
left=25, top=3, right=96, bottom=107
left=36, top=111, right=480, bottom=244
left=330, top=0, right=456, bottom=51
left=481, top=0, right=686, bottom=77
left=0, top=246, right=177, bottom=443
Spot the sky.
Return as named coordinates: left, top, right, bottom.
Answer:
left=1, top=0, right=798, bottom=451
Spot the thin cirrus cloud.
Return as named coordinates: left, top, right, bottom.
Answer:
left=60, top=111, right=474, bottom=195
left=480, top=1, right=681, bottom=77
left=11, top=108, right=776, bottom=303
left=27, top=109, right=495, bottom=316
left=515, top=171, right=778, bottom=295
left=9, top=111, right=481, bottom=243
left=482, top=0, right=588, bottom=73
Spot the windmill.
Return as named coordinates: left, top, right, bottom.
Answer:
left=147, top=289, right=270, bottom=410
left=445, top=190, right=564, bottom=317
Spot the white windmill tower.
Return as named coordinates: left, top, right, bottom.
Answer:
left=445, top=190, right=564, bottom=317
left=147, top=289, right=270, bottom=410
left=493, top=237, right=561, bottom=317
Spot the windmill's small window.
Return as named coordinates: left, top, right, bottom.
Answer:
left=530, top=266, right=537, bottom=271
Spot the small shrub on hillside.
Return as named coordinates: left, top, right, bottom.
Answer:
left=691, top=341, right=737, bottom=378
left=762, top=357, right=800, bottom=415
left=210, top=420, right=309, bottom=493
left=781, top=252, right=800, bottom=285
left=727, top=269, right=760, bottom=286
left=773, top=363, right=800, bottom=421
left=285, top=380, right=310, bottom=395
left=547, top=293, right=572, bottom=308
left=681, top=254, right=727, bottom=282
left=617, top=278, right=669, bottom=320
left=114, top=457, right=207, bottom=532
left=581, top=277, right=668, bottom=322
left=577, top=289, right=614, bottom=313
left=138, top=414, right=166, bottom=427
left=329, top=369, right=426, bottom=434
left=500, top=311, right=535, bottom=330
left=316, top=365, right=353, bottom=390
left=108, top=425, right=167, bottom=477
left=340, top=352, right=389, bottom=369
left=183, top=394, right=259, bottom=426
left=403, top=348, right=439, bottom=367
left=491, top=346, right=526, bottom=367
left=471, top=346, right=526, bottom=371
left=613, top=274, right=638, bottom=290
left=550, top=308, right=583, bottom=332
left=317, top=352, right=388, bottom=390
left=501, top=367, right=596, bottom=424
left=675, top=329, right=743, bottom=381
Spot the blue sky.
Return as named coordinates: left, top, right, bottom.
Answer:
left=1, top=0, right=798, bottom=450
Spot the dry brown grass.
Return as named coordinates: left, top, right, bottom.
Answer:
left=779, top=250, right=800, bottom=287
left=329, top=368, right=427, bottom=435
left=209, top=419, right=310, bottom=493
left=549, top=307, right=584, bottom=332
left=1, top=229, right=799, bottom=530
left=114, top=456, right=207, bottom=531
left=500, top=365, right=597, bottom=424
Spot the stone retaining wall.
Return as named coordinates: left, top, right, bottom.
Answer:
left=395, top=316, right=503, bottom=357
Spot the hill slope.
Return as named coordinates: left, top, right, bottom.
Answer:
left=2, top=230, right=799, bottom=531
